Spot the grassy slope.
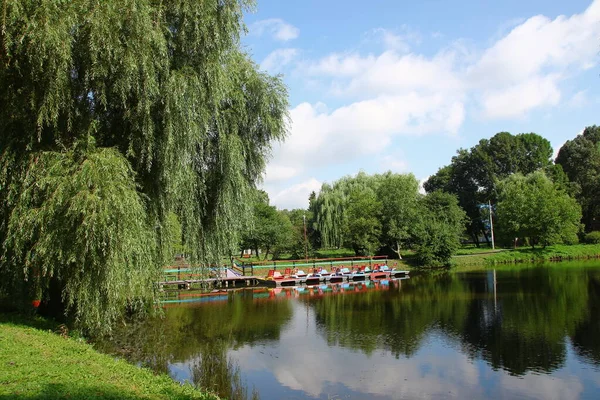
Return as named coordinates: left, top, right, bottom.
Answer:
left=452, top=243, right=600, bottom=267
left=0, top=316, right=218, bottom=400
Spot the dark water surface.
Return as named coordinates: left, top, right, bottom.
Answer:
left=99, top=263, right=600, bottom=399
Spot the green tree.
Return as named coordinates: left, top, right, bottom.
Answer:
left=555, top=126, right=600, bottom=231
left=240, top=193, right=294, bottom=260
left=495, top=172, right=582, bottom=247
left=413, top=191, right=466, bottom=267
left=425, top=132, right=553, bottom=245
left=376, top=172, right=420, bottom=259
left=0, top=0, right=288, bottom=331
left=281, top=208, right=313, bottom=260
left=346, top=187, right=382, bottom=255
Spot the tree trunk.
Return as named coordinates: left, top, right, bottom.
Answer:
left=482, top=230, right=490, bottom=246
left=392, top=241, right=403, bottom=260
left=38, top=277, right=67, bottom=323
left=470, top=232, right=479, bottom=247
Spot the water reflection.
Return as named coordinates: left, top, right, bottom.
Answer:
left=98, top=292, right=293, bottom=399
left=98, top=263, right=600, bottom=399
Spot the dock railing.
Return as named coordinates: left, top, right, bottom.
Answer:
left=233, top=255, right=389, bottom=276
left=162, top=255, right=390, bottom=281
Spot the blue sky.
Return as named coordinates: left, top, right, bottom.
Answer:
left=242, top=0, right=600, bottom=209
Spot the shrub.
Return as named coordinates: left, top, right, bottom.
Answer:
left=584, top=231, right=600, bottom=244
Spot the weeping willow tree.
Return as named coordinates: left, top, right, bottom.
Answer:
left=313, top=172, right=380, bottom=250
left=0, top=0, right=288, bottom=332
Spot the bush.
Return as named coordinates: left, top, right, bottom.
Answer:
left=584, top=231, right=600, bottom=244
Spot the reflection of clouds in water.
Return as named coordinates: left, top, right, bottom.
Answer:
left=500, top=373, right=583, bottom=400
left=228, top=301, right=598, bottom=400
left=232, top=303, right=484, bottom=398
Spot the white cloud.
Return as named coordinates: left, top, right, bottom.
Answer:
left=261, top=48, right=298, bottom=72
left=467, top=0, right=600, bottom=116
left=481, top=74, right=561, bottom=119
left=264, top=164, right=300, bottom=183
left=250, top=18, right=299, bottom=41
left=304, top=52, right=376, bottom=77
left=268, top=178, right=322, bottom=210
left=270, top=94, right=464, bottom=170
left=418, top=176, right=430, bottom=195
left=333, top=51, right=463, bottom=98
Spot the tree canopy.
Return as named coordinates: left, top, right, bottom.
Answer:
left=495, top=172, right=582, bottom=248
left=310, top=171, right=464, bottom=263
left=555, top=125, right=600, bottom=231
left=424, top=132, right=553, bottom=245
left=0, top=0, right=288, bottom=331
left=412, top=191, right=466, bottom=267
left=240, top=191, right=294, bottom=260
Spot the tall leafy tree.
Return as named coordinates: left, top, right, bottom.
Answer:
left=424, top=132, right=553, bottom=245
left=555, top=126, right=600, bottom=231
left=345, top=187, right=382, bottom=256
left=495, top=172, right=582, bottom=247
left=0, top=0, right=288, bottom=331
left=376, top=172, right=420, bottom=259
left=240, top=192, right=294, bottom=260
left=280, top=208, right=313, bottom=260
left=413, top=191, right=466, bottom=267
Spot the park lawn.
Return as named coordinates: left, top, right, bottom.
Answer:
left=0, top=315, right=219, bottom=400
left=452, top=243, right=600, bottom=267
left=454, top=244, right=502, bottom=256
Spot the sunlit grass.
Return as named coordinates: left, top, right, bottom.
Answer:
left=452, top=243, right=600, bottom=268
left=0, top=314, right=219, bottom=400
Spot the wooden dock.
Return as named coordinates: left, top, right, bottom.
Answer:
left=158, top=276, right=262, bottom=290
left=157, top=270, right=409, bottom=290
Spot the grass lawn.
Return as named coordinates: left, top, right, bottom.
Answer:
left=0, top=314, right=218, bottom=400
left=452, top=243, right=600, bottom=267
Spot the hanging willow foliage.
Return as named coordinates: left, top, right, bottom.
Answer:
left=313, top=172, right=376, bottom=248
left=0, top=0, right=288, bottom=332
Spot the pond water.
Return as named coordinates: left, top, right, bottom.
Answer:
left=98, top=263, right=600, bottom=399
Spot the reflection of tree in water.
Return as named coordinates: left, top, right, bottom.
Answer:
left=307, top=274, right=470, bottom=358
left=571, top=274, right=600, bottom=366
left=191, top=340, right=259, bottom=400
left=96, top=292, right=291, bottom=396
left=457, top=267, right=589, bottom=375
left=308, top=266, right=600, bottom=376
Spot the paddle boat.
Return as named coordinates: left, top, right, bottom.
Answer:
left=389, top=268, right=410, bottom=278
left=350, top=268, right=367, bottom=281
left=305, top=268, right=322, bottom=285
left=290, top=269, right=307, bottom=278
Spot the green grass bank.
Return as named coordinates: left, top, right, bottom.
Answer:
left=0, top=315, right=219, bottom=400
left=452, top=243, right=600, bottom=268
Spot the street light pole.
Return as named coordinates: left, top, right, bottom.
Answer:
left=489, top=200, right=495, bottom=250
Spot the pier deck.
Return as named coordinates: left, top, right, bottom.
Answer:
left=158, top=270, right=409, bottom=290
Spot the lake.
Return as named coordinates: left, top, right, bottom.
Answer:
left=98, top=262, right=600, bottom=399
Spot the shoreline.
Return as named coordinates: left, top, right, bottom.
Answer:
left=450, top=244, right=600, bottom=269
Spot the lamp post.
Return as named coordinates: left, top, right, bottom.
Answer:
left=489, top=200, right=495, bottom=250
